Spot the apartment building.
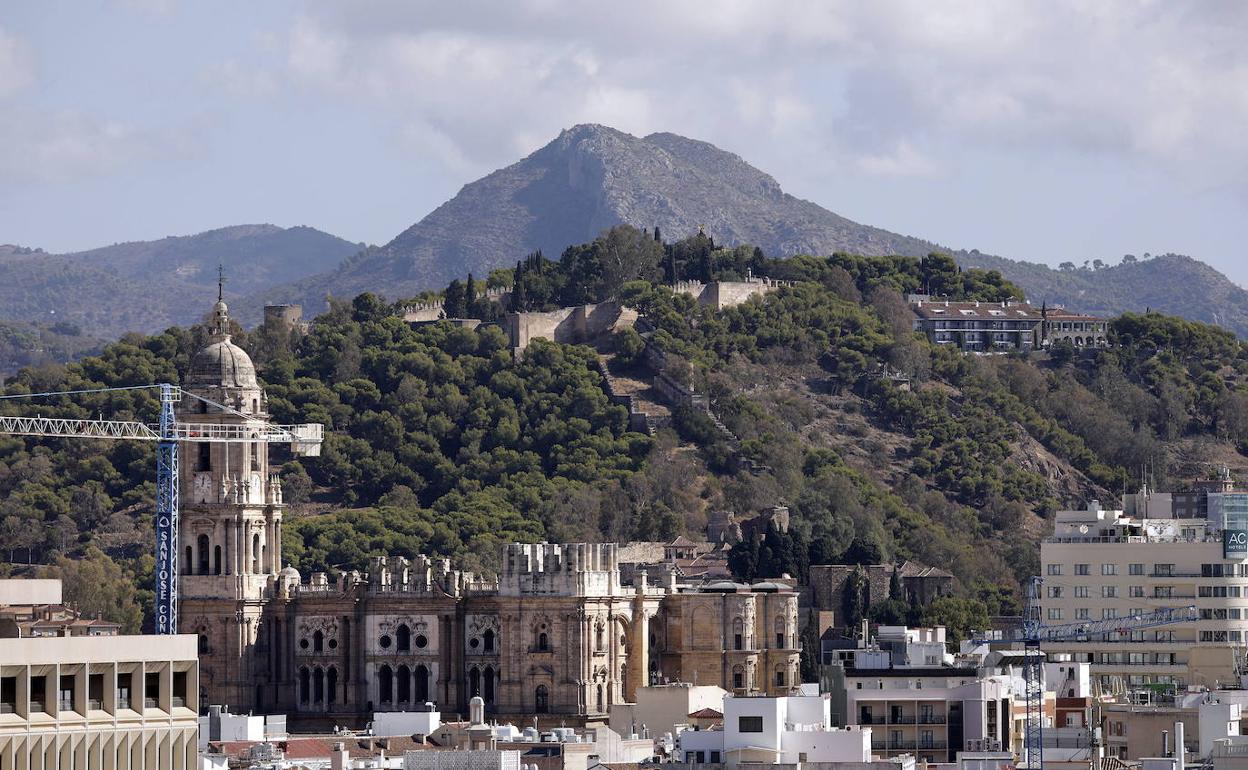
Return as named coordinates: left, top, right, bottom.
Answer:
left=910, top=298, right=1042, bottom=351
left=0, top=580, right=200, bottom=770
left=908, top=296, right=1108, bottom=352
left=836, top=628, right=1015, bottom=765
left=1038, top=485, right=1248, bottom=691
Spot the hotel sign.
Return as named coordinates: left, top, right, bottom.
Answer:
left=1225, top=529, right=1248, bottom=559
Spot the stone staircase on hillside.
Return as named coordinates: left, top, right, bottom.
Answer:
left=594, top=357, right=671, bottom=436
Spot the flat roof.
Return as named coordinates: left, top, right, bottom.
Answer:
left=0, top=579, right=62, bottom=606
left=0, top=633, right=198, bottom=665
left=845, top=667, right=979, bottom=677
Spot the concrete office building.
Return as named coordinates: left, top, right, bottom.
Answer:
left=1038, top=483, right=1248, bottom=691
left=0, top=580, right=199, bottom=770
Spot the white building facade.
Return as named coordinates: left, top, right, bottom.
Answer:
left=678, top=694, right=872, bottom=767
left=0, top=633, right=199, bottom=769
left=1038, top=491, right=1248, bottom=690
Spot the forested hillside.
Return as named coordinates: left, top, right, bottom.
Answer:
left=2, top=228, right=1247, bottom=633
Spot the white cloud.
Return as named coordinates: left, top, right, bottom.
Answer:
left=264, top=1, right=1248, bottom=192
left=201, top=59, right=278, bottom=99
left=0, top=107, right=198, bottom=185
left=0, top=26, right=34, bottom=98
left=856, top=140, right=940, bottom=178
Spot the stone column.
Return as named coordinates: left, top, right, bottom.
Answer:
left=223, top=520, right=232, bottom=575
left=264, top=518, right=275, bottom=574
left=625, top=585, right=648, bottom=702
left=273, top=519, right=282, bottom=572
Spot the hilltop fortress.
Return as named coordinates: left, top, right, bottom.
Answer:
left=178, top=293, right=799, bottom=727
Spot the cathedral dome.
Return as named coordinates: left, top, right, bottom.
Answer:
left=186, top=280, right=259, bottom=390
left=188, top=338, right=258, bottom=389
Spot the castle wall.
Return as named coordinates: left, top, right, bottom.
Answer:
left=503, top=301, right=637, bottom=353
left=264, top=304, right=303, bottom=328
left=671, top=279, right=794, bottom=310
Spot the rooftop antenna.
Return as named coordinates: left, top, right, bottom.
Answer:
left=217, top=263, right=226, bottom=301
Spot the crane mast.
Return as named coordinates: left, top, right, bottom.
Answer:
left=0, top=382, right=322, bottom=635
left=155, top=383, right=179, bottom=634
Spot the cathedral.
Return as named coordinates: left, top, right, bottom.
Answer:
left=177, top=292, right=800, bottom=728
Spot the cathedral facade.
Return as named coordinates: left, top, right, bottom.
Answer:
left=177, top=294, right=799, bottom=727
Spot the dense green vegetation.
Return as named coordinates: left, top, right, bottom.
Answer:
left=0, top=320, right=104, bottom=376
left=2, top=226, right=1246, bottom=637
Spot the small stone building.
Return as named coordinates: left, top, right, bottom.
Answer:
left=807, top=562, right=954, bottom=624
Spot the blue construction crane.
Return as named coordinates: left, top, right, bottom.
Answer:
left=981, top=577, right=1197, bottom=768
left=0, top=383, right=322, bottom=634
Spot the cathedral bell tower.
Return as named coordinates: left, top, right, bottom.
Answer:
left=179, top=276, right=284, bottom=710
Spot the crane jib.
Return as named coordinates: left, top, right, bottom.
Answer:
left=0, top=382, right=323, bottom=635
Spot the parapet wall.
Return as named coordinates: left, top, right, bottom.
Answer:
left=498, top=543, right=623, bottom=596
left=400, top=287, right=512, bottom=324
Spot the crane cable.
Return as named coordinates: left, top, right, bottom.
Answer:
left=0, top=384, right=264, bottom=426
left=0, top=384, right=158, bottom=400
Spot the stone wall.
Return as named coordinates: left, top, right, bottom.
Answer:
left=400, top=288, right=512, bottom=324
left=671, top=278, right=795, bottom=310
left=503, top=300, right=638, bottom=352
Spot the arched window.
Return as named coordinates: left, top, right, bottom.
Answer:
left=535, top=685, right=549, bottom=713
left=597, top=684, right=605, bottom=713
left=397, top=624, right=411, bottom=652
left=775, top=667, right=786, bottom=687
left=469, top=667, right=481, bottom=697
left=538, top=632, right=549, bottom=652
left=732, top=617, right=744, bottom=651
left=774, top=616, right=786, bottom=649
left=378, top=665, right=393, bottom=703
left=299, top=668, right=310, bottom=703
left=732, top=665, right=744, bottom=690
left=313, top=667, right=325, bottom=703
left=252, top=533, right=261, bottom=573
left=483, top=629, right=495, bottom=653
left=313, top=630, right=324, bottom=653
left=327, top=667, right=338, bottom=705
left=198, top=634, right=209, bottom=655
left=397, top=665, right=411, bottom=703
left=197, top=534, right=210, bottom=575
left=197, top=442, right=211, bottom=471
left=251, top=441, right=261, bottom=471
left=213, top=545, right=222, bottom=575
left=414, top=665, right=429, bottom=703
left=183, top=545, right=192, bottom=575
left=483, top=666, right=495, bottom=704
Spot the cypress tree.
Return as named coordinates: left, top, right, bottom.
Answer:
left=465, top=273, right=477, bottom=315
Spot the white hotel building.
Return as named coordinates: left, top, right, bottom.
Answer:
left=1038, top=485, right=1248, bottom=691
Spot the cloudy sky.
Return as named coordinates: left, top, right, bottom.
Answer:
left=2, top=1, right=1247, bottom=282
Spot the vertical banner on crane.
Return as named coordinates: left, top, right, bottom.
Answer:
left=154, top=438, right=179, bottom=634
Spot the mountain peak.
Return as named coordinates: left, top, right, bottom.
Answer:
left=283, top=125, right=937, bottom=306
